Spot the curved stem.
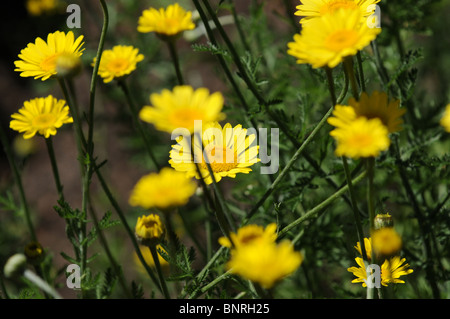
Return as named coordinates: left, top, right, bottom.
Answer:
left=149, top=245, right=171, bottom=299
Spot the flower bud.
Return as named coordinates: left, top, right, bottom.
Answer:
left=374, top=213, right=394, bottom=230
left=4, top=253, right=27, bottom=278
left=135, top=214, right=166, bottom=247
left=24, top=241, right=45, bottom=266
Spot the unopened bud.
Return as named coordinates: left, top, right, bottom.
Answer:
left=374, top=213, right=394, bottom=230
left=4, top=254, right=27, bottom=278
left=24, top=241, right=45, bottom=266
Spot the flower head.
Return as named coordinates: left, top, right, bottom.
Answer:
left=440, top=104, right=450, bottom=133
left=169, top=122, right=260, bottom=185
left=381, top=256, right=414, bottom=286
left=137, top=3, right=195, bottom=38
left=330, top=116, right=390, bottom=158
left=139, top=85, right=226, bottom=134
left=93, top=45, right=144, bottom=83
left=287, top=8, right=381, bottom=68
left=226, top=240, right=303, bottom=289
left=135, top=214, right=165, bottom=247
left=354, top=237, right=372, bottom=261
left=14, top=31, right=84, bottom=81
left=129, top=167, right=197, bottom=210
left=295, top=0, right=380, bottom=24
left=218, top=223, right=278, bottom=249
left=372, top=227, right=402, bottom=257
left=10, top=95, right=73, bottom=139
left=26, top=0, right=59, bottom=16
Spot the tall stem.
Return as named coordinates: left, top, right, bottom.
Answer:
left=167, top=40, right=184, bottom=85
left=149, top=245, right=171, bottom=299
left=44, top=137, right=65, bottom=201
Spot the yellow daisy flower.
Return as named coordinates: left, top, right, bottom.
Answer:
left=169, top=122, right=260, bottom=185
left=440, top=104, right=450, bottom=133
left=327, top=104, right=358, bottom=129
left=137, top=3, right=195, bottom=38
left=354, top=237, right=372, bottom=261
left=10, top=95, right=73, bottom=139
left=93, top=45, right=144, bottom=83
left=129, top=167, right=197, bottom=210
left=218, top=223, right=278, bottom=249
left=26, top=0, right=59, bottom=16
left=135, top=214, right=165, bottom=247
left=372, top=228, right=402, bottom=257
left=287, top=8, right=381, bottom=68
left=14, top=31, right=85, bottom=81
left=330, top=117, right=390, bottom=158
left=295, top=0, right=380, bottom=24
left=139, top=85, right=226, bottom=134
left=226, top=240, right=303, bottom=289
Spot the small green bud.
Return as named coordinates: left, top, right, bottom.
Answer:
left=374, top=213, right=394, bottom=230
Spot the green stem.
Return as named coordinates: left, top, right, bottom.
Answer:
left=344, top=57, right=359, bottom=99
left=149, top=245, right=171, bottom=299
left=278, top=170, right=367, bottom=238
left=0, top=124, right=37, bottom=242
left=44, top=137, right=64, bottom=201
left=117, top=80, right=161, bottom=169
left=23, top=269, right=62, bottom=299
left=166, top=40, right=184, bottom=85
left=366, top=157, right=375, bottom=299
left=189, top=269, right=232, bottom=299
left=356, top=52, right=366, bottom=93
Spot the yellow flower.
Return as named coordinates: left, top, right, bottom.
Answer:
left=93, top=45, right=144, bottom=83
left=169, top=122, right=260, bottom=185
left=295, top=0, right=380, bottom=25
left=139, top=85, right=226, bottom=134
left=327, top=104, right=358, bottom=129
left=10, top=95, right=73, bottom=139
left=440, top=104, right=450, bottom=133
left=372, top=228, right=402, bottom=256
left=26, top=0, right=59, bottom=16
left=287, top=8, right=381, bottom=68
left=330, top=117, right=390, bottom=158
left=354, top=237, right=372, bottom=261
left=137, top=3, right=195, bottom=38
left=14, top=31, right=84, bottom=81
left=218, top=223, right=278, bottom=249
left=226, top=240, right=303, bottom=289
left=134, top=245, right=169, bottom=274
left=347, top=256, right=413, bottom=287
left=135, top=214, right=165, bottom=246
left=129, top=167, right=197, bottom=210
left=349, top=91, right=406, bottom=133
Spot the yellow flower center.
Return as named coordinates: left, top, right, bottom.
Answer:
left=201, top=146, right=239, bottom=173
left=320, top=0, right=359, bottom=15
left=106, top=58, right=130, bottom=73
left=347, top=133, right=373, bottom=149
left=40, top=54, right=60, bottom=72
left=325, top=30, right=359, bottom=52
left=169, top=108, right=204, bottom=128
left=32, top=113, right=57, bottom=129
left=143, top=219, right=158, bottom=229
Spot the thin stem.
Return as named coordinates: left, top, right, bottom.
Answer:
left=44, top=137, right=64, bottom=201
left=189, top=269, right=232, bottom=299
left=23, top=269, right=62, bottom=299
left=344, top=57, right=359, bottom=99
left=149, top=245, right=171, bottom=299
left=366, top=156, right=375, bottom=299
left=0, top=124, right=37, bottom=242
left=166, top=40, right=184, bottom=85
left=117, top=80, right=161, bottom=169
left=356, top=52, right=366, bottom=93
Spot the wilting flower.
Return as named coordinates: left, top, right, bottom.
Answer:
left=10, top=95, right=73, bottom=139
left=295, top=0, right=380, bottom=25
left=137, top=3, right=195, bottom=38
left=129, top=167, right=197, bottom=210
left=218, top=223, right=278, bottom=249
left=135, top=214, right=165, bottom=247
left=93, top=45, right=144, bottom=83
left=440, top=104, right=450, bottom=133
left=287, top=8, right=380, bottom=68
left=329, top=117, right=390, bottom=158
left=169, top=122, right=260, bottom=185
left=226, top=240, right=303, bottom=289
left=14, top=31, right=84, bottom=81
left=139, top=85, right=226, bottom=134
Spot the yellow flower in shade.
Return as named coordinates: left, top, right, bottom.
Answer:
left=372, top=228, right=402, bottom=256
left=330, top=117, right=390, bottom=158
left=349, top=91, right=406, bottom=133
left=139, top=85, right=226, bottom=134
left=287, top=8, right=381, bottom=68
left=295, top=0, right=380, bottom=25
left=14, top=31, right=84, bottom=81
left=218, top=223, right=278, bottom=249
left=226, top=240, right=303, bottom=289
left=137, top=3, right=195, bottom=38
left=135, top=214, right=165, bottom=247
left=440, top=104, right=450, bottom=133
left=26, top=0, right=59, bottom=16
left=134, top=245, right=169, bottom=274
left=347, top=256, right=413, bottom=287
left=93, top=45, right=144, bottom=83
left=129, top=167, right=197, bottom=210
left=10, top=95, right=73, bottom=139
left=169, top=122, right=260, bottom=185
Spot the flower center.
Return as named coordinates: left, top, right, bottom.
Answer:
left=325, top=30, right=359, bottom=52
left=164, top=18, right=181, bottom=33
left=200, top=146, right=239, bottom=173
left=169, top=108, right=204, bottom=129
left=348, top=133, right=373, bottom=149
left=32, top=113, right=57, bottom=129
left=106, top=58, right=130, bottom=73
left=40, top=54, right=60, bottom=72
left=320, top=0, right=358, bottom=15
left=240, top=234, right=261, bottom=245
